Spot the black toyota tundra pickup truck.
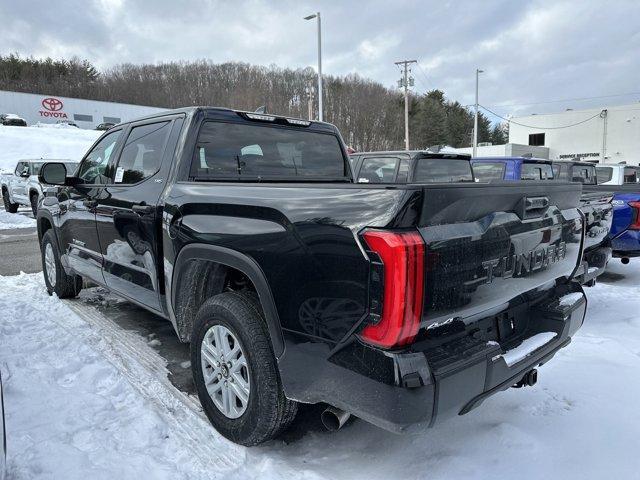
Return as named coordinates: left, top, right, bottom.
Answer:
left=36, top=107, right=587, bottom=446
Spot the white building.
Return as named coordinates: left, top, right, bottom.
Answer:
left=508, top=103, right=640, bottom=165
left=0, top=90, right=167, bottom=129
left=456, top=143, right=549, bottom=159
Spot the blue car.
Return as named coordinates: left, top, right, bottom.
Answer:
left=590, top=165, right=640, bottom=263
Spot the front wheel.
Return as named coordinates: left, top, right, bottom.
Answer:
left=191, top=291, right=297, bottom=446
left=2, top=190, right=18, bottom=213
left=41, top=230, right=82, bottom=298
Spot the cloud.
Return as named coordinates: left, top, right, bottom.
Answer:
left=1, top=0, right=639, bottom=118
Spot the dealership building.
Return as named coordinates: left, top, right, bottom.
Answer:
left=508, top=103, right=640, bottom=165
left=0, top=90, right=167, bottom=129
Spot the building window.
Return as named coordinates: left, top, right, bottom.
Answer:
left=528, top=133, right=545, bottom=146
left=74, top=114, right=93, bottom=122
left=103, top=116, right=121, bottom=124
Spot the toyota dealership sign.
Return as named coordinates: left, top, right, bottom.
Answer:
left=39, top=97, right=68, bottom=118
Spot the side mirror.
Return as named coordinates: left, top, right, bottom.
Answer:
left=39, top=162, right=68, bottom=185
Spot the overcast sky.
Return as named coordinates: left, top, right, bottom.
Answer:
left=2, top=0, right=639, bottom=120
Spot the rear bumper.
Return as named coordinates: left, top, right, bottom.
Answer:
left=279, top=285, right=587, bottom=433
left=611, top=229, right=640, bottom=256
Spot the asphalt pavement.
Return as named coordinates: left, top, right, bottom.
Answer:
left=0, top=227, right=41, bottom=276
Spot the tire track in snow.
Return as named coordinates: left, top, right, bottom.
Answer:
left=61, top=299, right=248, bottom=473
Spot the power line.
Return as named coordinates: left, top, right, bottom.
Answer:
left=415, top=62, right=436, bottom=90
left=485, top=91, right=640, bottom=109
left=480, top=104, right=603, bottom=130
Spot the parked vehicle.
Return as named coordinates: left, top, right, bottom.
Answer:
left=589, top=164, right=640, bottom=263
left=1, top=159, right=79, bottom=215
left=56, top=120, right=79, bottom=128
left=37, top=107, right=587, bottom=446
left=349, top=150, right=474, bottom=183
left=95, top=122, right=116, bottom=131
left=1, top=113, right=27, bottom=127
left=471, top=157, right=612, bottom=286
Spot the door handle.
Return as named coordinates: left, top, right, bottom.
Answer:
left=83, top=199, right=98, bottom=208
left=132, top=203, right=154, bottom=215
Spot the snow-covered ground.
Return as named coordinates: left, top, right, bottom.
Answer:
left=0, top=124, right=100, bottom=172
left=0, top=210, right=36, bottom=230
left=1, top=264, right=639, bottom=479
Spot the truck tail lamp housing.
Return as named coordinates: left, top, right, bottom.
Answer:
left=360, top=230, right=425, bottom=349
left=629, top=201, right=640, bottom=230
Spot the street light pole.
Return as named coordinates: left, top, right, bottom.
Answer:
left=304, top=12, right=323, bottom=122
left=473, top=68, right=483, bottom=157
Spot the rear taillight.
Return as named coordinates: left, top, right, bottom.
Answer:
left=359, top=230, right=425, bottom=349
left=629, top=201, right=640, bottom=230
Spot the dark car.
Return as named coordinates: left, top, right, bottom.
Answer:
left=1, top=113, right=27, bottom=127
left=95, top=122, right=116, bottom=131
left=349, top=150, right=474, bottom=183
left=36, top=107, right=587, bottom=446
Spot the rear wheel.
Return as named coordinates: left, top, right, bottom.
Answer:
left=2, top=190, right=18, bottom=213
left=41, top=230, right=82, bottom=298
left=191, top=291, right=297, bottom=446
left=30, top=193, right=38, bottom=217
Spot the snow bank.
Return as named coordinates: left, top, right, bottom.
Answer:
left=0, top=125, right=100, bottom=171
left=1, top=264, right=640, bottom=479
left=0, top=210, right=36, bottom=230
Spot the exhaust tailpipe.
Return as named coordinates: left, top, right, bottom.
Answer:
left=321, top=406, right=351, bottom=431
left=621, top=257, right=630, bottom=265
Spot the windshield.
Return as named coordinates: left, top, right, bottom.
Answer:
left=623, top=167, right=640, bottom=184
left=191, top=122, right=348, bottom=181
left=413, top=158, right=473, bottom=183
left=596, top=167, right=613, bottom=184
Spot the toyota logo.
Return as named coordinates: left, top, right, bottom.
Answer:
left=42, top=97, right=63, bottom=111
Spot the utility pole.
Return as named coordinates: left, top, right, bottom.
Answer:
left=473, top=68, right=484, bottom=157
left=304, top=12, right=323, bottom=121
left=395, top=59, right=417, bottom=150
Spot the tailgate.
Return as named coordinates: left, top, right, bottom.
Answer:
left=416, top=182, right=583, bottom=326
left=579, top=191, right=613, bottom=251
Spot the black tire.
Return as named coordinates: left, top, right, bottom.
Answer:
left=30, top=193, right=38, bottom=217
left=191, top=291, right=297, bottom=446
left=41, top=229, right=82, bottom=298
left=2, top=189, right=18, bottom=213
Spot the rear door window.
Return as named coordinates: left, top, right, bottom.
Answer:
left=413, top=158, right=473, bottom=183
left=521, top=163, right=553, bottom=180
left=357, top=157, right=399, bottom=183
left=596, top=167, right=613, bottom=183
left=114, top=121, right=172, bottom=184
left=472, top=162, right=505, bottom=181
left=191, top=121, right=347, bottom=180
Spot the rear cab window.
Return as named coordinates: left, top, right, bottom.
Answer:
left=191, top=121, right=348, bottom=181
left=412, top=158, right=474, bottom=183
left=521, top=162, right=554, bottom=180
left=357, top=157, right=399, bottom=183
left=573, top=164, right=596, bottom=184
left=472, top=162, right=505, bottom=181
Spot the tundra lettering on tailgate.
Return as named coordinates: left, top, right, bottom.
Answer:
left=481, top=242, right=567, bottom=284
